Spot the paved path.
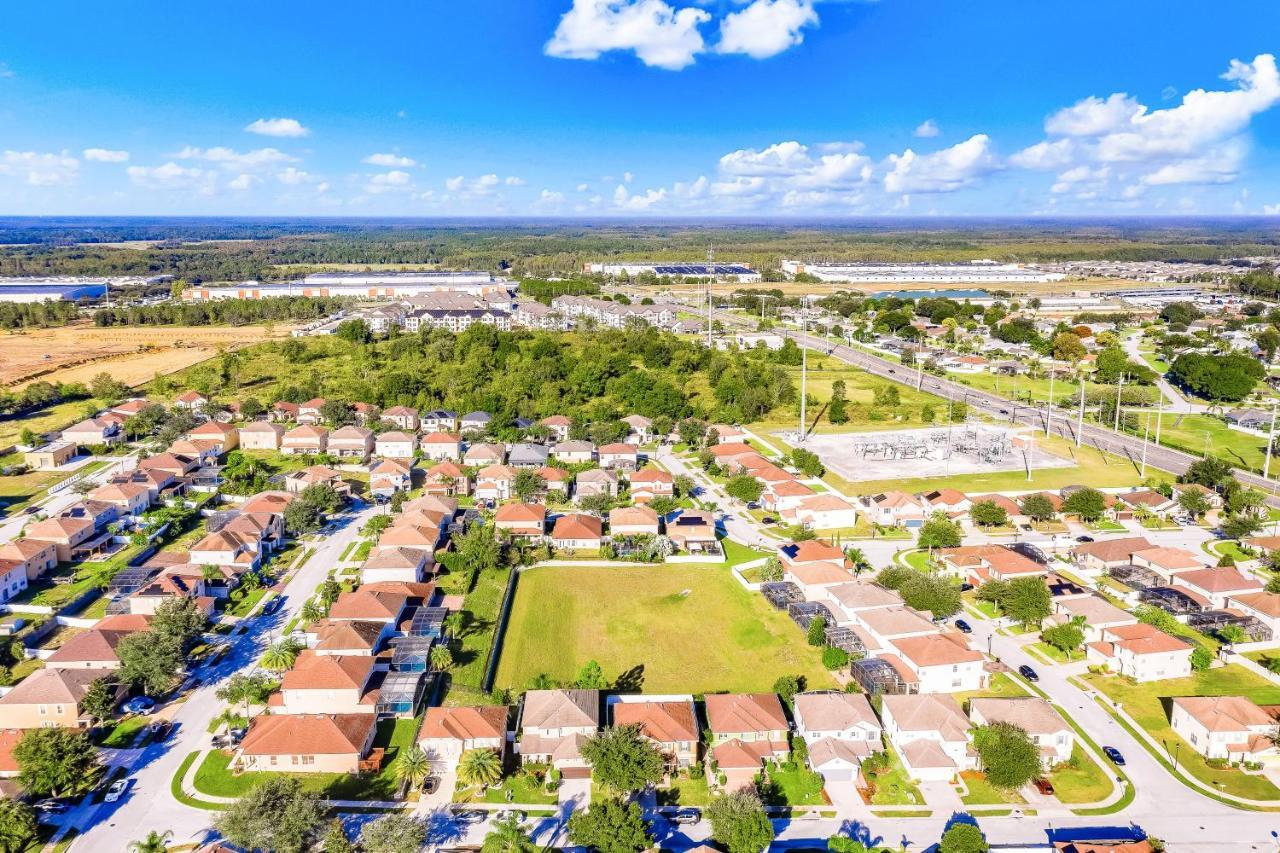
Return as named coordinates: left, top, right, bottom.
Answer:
left=1123, top=330, right=1203, bottom=415
left=65, top=500, right=380, bottom=853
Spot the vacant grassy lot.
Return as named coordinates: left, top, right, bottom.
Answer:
left=1083, top=665, right=1280, bottom=800
left=495, top=565, right=834, bottom=694
left=1148, top=414, right=1268, bottom=474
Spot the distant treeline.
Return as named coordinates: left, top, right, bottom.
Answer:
left=2, top=220, right=1280, bottom=283
left=92, top=296, right=347, bottom=327
left=0, top=300, right=82, bottom=330
left=519, top=278, right=602, bottom=304
left=0, top=380, right=91, bottom=418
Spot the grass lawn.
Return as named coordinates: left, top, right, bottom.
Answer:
left=864, top=745, right=925, bottom=807
left=1210, top=540, right=1256, bottom=564
left=0, top=458, right=108, bottom=515
left=225, top=587, right=269, bottom=618
left=194, top=717, right=420, bottom=801
left=902, top=550, right=933, bottom=572
left=722, top=538, right=771, bottom=567
left=955, top=672, right=1029, bottom=708
left=824, top=434, right=1162, bottom=497
left=495, top=565, right=834, bottom=694
left=959, top=770, right=1026, bottom=806
left=1088, top=520, right=1128, bottom=533
left=94, top=716, right=149, bottom=748
left=1082, top=665, right=1280, bottom=800
left=747, top=361, right=947, bottom=436
left=761, top=759, right=827, bottom=806
left=657, top=770, right=713, bottom=806
left=1150, top=413, right=1270, bottom=475
left=441, top=563, right=511, bottom=705
left=1028, top=641, right=1079, bottom=665
left=0, top=399, right=93, bottom=448
left=948, top=371, right=1158, bottom=409
left=1049, top=743, right=1114, bottom=804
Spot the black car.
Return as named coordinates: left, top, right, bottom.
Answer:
left=1103, top=746, right=1126, bottom=766
left=959, top=582, right=974, bottom=592
left=1018, top=664, right=1039, bottom=682
left=1075, top=535, right=1095, bottom=543
left=954, top=619, right=972, bottom=634
left=261, top=596, right=284, bottom=616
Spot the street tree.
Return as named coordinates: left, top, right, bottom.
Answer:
left=482, top=814, right=539, bottom=853
left=1002, top=576, right=1052, bottom=628
left=939, top=823, right=988, bottom=853
left=706, top=789, right=774, bottom=853
left=917, top=512, right=962, bottom=549
left=972, top=722, right=1041, bottom=789
left=580, top=724, right=665, bottom=795
left=1041, top=623, right=1084, bottom=659
left=567, top=797, right=653, bottom=853
left=215, top=777, right=325, bottom=853
left=1061, top=487, right=1107, bottom=522
left=725, top=475, right=763, bottom=504
left=1177, top=489, right=1212, bottom=520
left=13, top=728, right=101, bottom=798
left=1020, top=494, right=1056, bottom=525
left=359, top=813, right=426, bottom=853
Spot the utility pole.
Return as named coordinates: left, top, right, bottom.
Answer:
left=1076, top=369, right=1086, bottom=448
left=705, top=244, right=714, bottom=349
left=1113, top=373, right=1125, bottom=433
left=1140, top=407, right=1151, bottom=478
left=1045, top=365, right=1056, bottom=438
left=799, top=319, right=808, bottom=443
left=1265, top=400, right=1279, bottom=480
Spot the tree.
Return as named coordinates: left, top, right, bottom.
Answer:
left=939, top=823, right=988, bottom=853
left=845, top=547, right=871, bottom=575
left=319, top=399, right=356, bottom=426
left=772, top=674, right=801, bottom=703
left=725, top=475, right=763, bottom=504
left=429, top=644, right=455, bottom=672
left=1178, top=489, right=1212, bottom=520
left=321, top=819, right=356, bottom=853
left=458, top=748, right=504, bottom=790
left=482, top=815, right=540, bottom=853
left=969, top=500, right=1008, bottom=529
left=261, top=639, right=303, bottom=672
left=1052, top=331, right=1086, bottom=362
left=454, top=521, right=503, bottom=575
left=876, top=566, right=962, bottom=619
left=1180, top=457, right=1233, bottom=490
left=917, top=512, right=962, bottom=549
left=828, top=379, right=849, bottom=424
left=567, top=797, right=652, bottom=853
left=1219, top=624, right=1248, bottom=646
left=217, top=672, right=278, bottom=712
left=1169, top=352, right=1264, bottom=402
left=827, top=837, right=874, bottom=853
left=0, top=800, right=36, bottom=853
left=14, top=728, right=101, bottom=798
left=81, top=676, right=118, bottom=721
left=394, top=745, right=432, bottom=791
left=1223, top=514, right=1262, bottom=540
left=284, top=483, right=344, bottom=534
left=1061, top=487, right=1107, bottom=522
left=1191, top=646, right=1214, bottom=671
left=513, top=469, right=543, bottom=502
left=1041, top=623, right=1085, bottom=659
left=580, top=724, right=665, bottom=795
left=706, top=790, right=774, bottom=853
left=574, top=659, right=609, bottom=689
left=973, top=722, right=1041, bottom=789
left=790, top=448, right=824, bottom=477
left=359, top=813, right=426, bottom=853
left=215, top=777, right=325, bottom=853
left=150, top=596, right=207, bottom=653
left=1002, top=576, right=1052, bottom=628
left=334, top=319, right=372, bottom=344
left=806, top=614, right=827, bottom=646
left=1019, top=493, right=1055, bottom=524
left=117, top=631, right=184, bottom=695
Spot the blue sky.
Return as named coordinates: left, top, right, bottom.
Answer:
left=1, top=0, right=1278, bottom=216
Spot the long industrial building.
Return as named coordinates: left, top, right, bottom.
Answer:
left=0, top=278, right=110, bottom=303
left=780, top=260, right=1063, bottom=284
left=181, top=270, right=516, bottom=302
left=585, top=262, right=761, bottom=282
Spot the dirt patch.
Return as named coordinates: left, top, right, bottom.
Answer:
left=1, top=323, right=294, bottom=389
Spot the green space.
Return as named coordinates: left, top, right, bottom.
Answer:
left=955, top=672, right=1029, bottom=708
left=351, top=540, right=374, bottom=563
left=902, top=550, right=933, bottom=572
left=495, top=565, right=835, bottom=694
left=1082, top=665, right=1280, bottom=800
left=746, top=361, right=947, bottom=436
left=454, top=766, right=559, bottom=805
left=1027, top=641, right=1076, bottom=665
left=948, top=371, right=1158, bottom=409
left=1049, top=744, right=1115, bottom=805
left=0, top=399, right=91, bottom=448
left=0, top=458, right=108, bottom=515
left=94, top=716, right=149, bottom=748
left=959, top=771, right=1026, bottom=806
left=656, top=769, right=712, bottom=806
left=1149, top=413, right=1270, bottom=475
left=762, top=758, right=827, bottom=806
left=1087, top=520, right=1128, bottom=533
left=822, top=433, right=1159, bottom=497
left=224, top=587, right=269, bottom=618
left=13, top=543, right=146, bottom=610
left=864, top=745, right=925, bottom=807
left=1208, top=540, right=1256, bottom=564
left=193, top=717, right=421, bottom=801
left=438, top=560, right=511, bottom=705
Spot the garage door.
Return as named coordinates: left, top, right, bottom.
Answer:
left=562, top=766, right=592, bottom=779
left=820, top=768, right=855, bottom=782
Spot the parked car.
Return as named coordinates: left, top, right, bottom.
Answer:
left=954, top=619, right=972, bottom=634
left=494, top=809, right=527, bottom=823
left=672, top=808, right=701, bottom=825
left=33, top=800, right=69, bottom=815
left=149, top=720, right=174, bottom=741
left=229, top=726, right=248, bottom=744
left=1075, top=535, right=1095, bottom=543
left=959, top=583, right=974, bottom=592
left=1103, top=746, right=1126, bottom=766
left=745, top=502, right=761, bottom=510
left=451, top=808, right=486, bottom=824
left=122, top=697, right=154, bottom=715
left=422, top=777, right=439, bottom=795
left=1033, top=777, right=1055, bottom=796
left=104, top=779, right=129, bottom=802
left=1018, top=664, right=1039, bottom=682
left=261, top=596, right=284, bottom=616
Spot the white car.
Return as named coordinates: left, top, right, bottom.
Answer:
left=104, top=779, right=129, bottom=802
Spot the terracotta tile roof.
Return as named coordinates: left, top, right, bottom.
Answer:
left=552, top=514, right=604, bottom=540
left=421, top=705, right=509, bottom=742
left=1098, top=623, right=1192, bottom=655
left=780, top=540, right=845, bottom=564
left=859, top=606, right=939, bottom=637
left=711, top=738, right=775, bottom=769
left=330, top=426, right=373, bottom=441
left=704, top=693, right=787, bottom=734
left=421, top=432, right=461, bottom=444
left=630, top=467, right=673, bottom=484
left=240, top=491, right=295, bottom=514
left=495, top=503, right=547, bottom=524
left=312, top=620, right=385, bottom=652
left=0, top=540, right=52, bottom=560
left=609, top=505, right=659, bottom=528
left=329, top=589, right=409, bottom=621
left=1174, top=567, right=1262, bottom=595
left=891, top=633, right=983, bottom=668
left=26, top=516, right=94, bottom=540
left=1131, top=546, right=1204, bottom=572
left=241, top=421, right=285, bottom=435
left=281, top=652, right=375, bottom=691
left=1074, top=536, right=1154, bottom=563
left=1228, top=590, right=1280, bottom=618
left=239, top=713, right=376, bottom=756
left=613, top=700, right=698, bottom=743
left=94, top=614, right=152, bottom=632
left=1172, top=696, right=1275, bottom=732
left=599, top=443, right=636, bottom=455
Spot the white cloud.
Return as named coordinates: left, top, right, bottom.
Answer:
left=316, top=181, right=331, bottom=194
left=913, top=119, right=940, bottom=138
left=505, top=176, right=527, bottom=186
left=576, top=183, right=590, bottom=192
left=363, top=153, right=416, bottom=168
left=613, top=183, right=667, bottom=209
left=1008, top=138, right=1076, bottom=170
left=883, top=134, right=999, bottom=194
left=276, top=167, right=316, bottom=185
left=718, top=0, right=817, bottom=59
left=1264, top=203, right=1280, bottom=215
left=367, top=170, right=413, bottom=193
left=538, top=189, right=566, bottom=205
left=545, top=0, right=711, bottom=71
left=82, top=148, right=130, bottom=163
left=623, top=171, right=634, bottom=183
left=445, top=174, right=505, bottom=196
left=1044, top=93, right=1144, bottom=137
left=174, top=146, right=297, bottom=171
left=228, top=173, right=258, bottom=191
left=126, top=162, right=212, bottom=192
left=0, top=150, right=80, bottom=187
left=1140, top=140, right=1246, bottom=186
left=720, top=140, right=813, bottom=176
left=244, top=117, right=310, bottom=138
left=0, top=63, right=14, bottom=79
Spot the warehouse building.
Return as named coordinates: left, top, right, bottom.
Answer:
left=181, top=270, right=516, bottom=302
left=585, top=262, right=761, bottom=282
left=0, top=279, right=109, bottom=304
left=779, top=260, right=1063, bottom=284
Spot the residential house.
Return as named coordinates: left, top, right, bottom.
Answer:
left=541, top=416, right=572, bottom=442
left=704, top=693, right=790, bottom=792
left=25, top=516, right=97, bottom=563
left=0, top=668, right=102, bottom=729
left=375, top=431, right=418, bottom=461
left=919, top=489, right=972, bottom=518
left=574, top=468, right=619, bottom=501
left=271, top=401, right=300, bottom=422
left=495, top=503, right=548, bottom=538
left=174, top=390, right=209, bottom=412
left=867, top=491, right=928, bottom=529
left=188, top=421, right=239, bottom=453
left=474, top=464, right=517, bottom=503
left=537, top=466, right=571, bottom=497
left=361, top=546, right=429, bottom=585
left=708, top=424, right=746, bottom=444
left=382, top=406, right=420, bottom=432
left=0, top=539, right=57, bottom=582
left=425, top=461, right=470, bottom=497
left=275, top=652, right=378, bottom=715
left=508, top=443, right=550, bottom=469
left=239, top=421, right=285, bottom=451
left=1171, top=567, right=1263, bottom=609
left=552, top=440, right=595, bottom=465
left=936, top=545, right=1047, bottom=586
left=1227, top=591, right=1280, bottom=640
left=598, top=443, right=639, bottom=471
left=763, top=479, right=816, bottom=513
left=189, top=529, right=261, bottom=570
left=782, top=494, right=859, bottom=530
left=60, top=417, right=123, bottom=450
left=1130, top=546, right=1205, bottom=580
left=820, top=581, right=903, bottom=629
left=969, top=698, right=1073, bottom=768
left=329, top=426, right=374, bottom=461
left=297, top=398, right=327, bottom=425
left=236, top=714, right=378, bottom=775
left=1118, top=489, right=1179, bottom=518
left=308, top=620, right=388, bottom=657
left=889, top=634, right=987, bottom=694
left=460, top=411, right=492, bottom=433
left=1049, top=595, right=1137, bottom=641
left=551, top=514, right=604, bottom=551
left=281, top=425, right=328, bottom=456
left=418, top=705, right=509, bottom=773
left=1170, top=696, right=1279, bottom=762
left=1073, top=537, right=1155, bottom=573
left=328, top=587, right=412, bottom=625
left=420, top=410, right=459, bottom=433
left=629, top=467, right=674, bottom=503
left=880, top=694, right=975, bottom=781
left=463, top=443, right=506, bottom=467
left=284, top=465, right=351, bottom=498
left=88, top=481, right=151, bottom=517
left=779, top=540, right=852, bottom=590
left=1086, top=624, right=1193, bottom=681
left=665, top=509, right=718, bottom=554
left=622, top=414, right=653, bottom=445
left=25, top=442, right=75, bottom=470
left=610, top=695, right=699, bottom=770
left=46, top=628, right=131, bottom=671
left=793, top=692, right=881, bottom=783
left=518, top=689, right=600, bottom=777
left=609, top=505, right=661, bottom=537
left=369, top=459, right=413, bottom=498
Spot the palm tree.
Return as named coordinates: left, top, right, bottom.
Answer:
left=429, top=644, right=455, bottom=673
left=128, top=830, right=173, bottom=853
left=260, top=639, right=301, bottom=672
left=457, top=748, right=503, bottom=791
left=845, top=547, right=871, bottom=575
left=481, top=815, right=538, bottom=853
left=394, top=745, right=431, bottom=790
left=300, top=599, right=323, bottom=624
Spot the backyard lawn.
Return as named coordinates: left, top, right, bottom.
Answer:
left=1082, top=665, right=1280, bottom=800
left=440, top=561, right=511, bottom=705
left=495, top=565, right=835, bottom=694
